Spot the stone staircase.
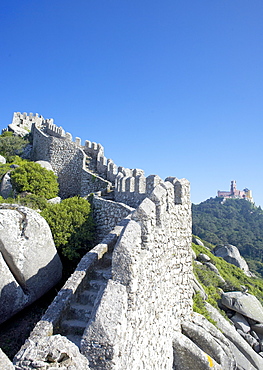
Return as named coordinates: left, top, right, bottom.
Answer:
left=58, top=249, right=113, bottom=348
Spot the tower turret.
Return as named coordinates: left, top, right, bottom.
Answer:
left=231, top=180, right=237, bottom=195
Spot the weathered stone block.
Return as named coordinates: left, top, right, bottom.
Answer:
left=0, top=204, right=62, bottom=323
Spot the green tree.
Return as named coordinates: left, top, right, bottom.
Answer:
left=10, top=162, right=59, bottom=199
left=41, top=197, right=95, bottom=260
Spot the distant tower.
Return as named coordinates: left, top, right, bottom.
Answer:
left=230, top=180, right=237, bottom=195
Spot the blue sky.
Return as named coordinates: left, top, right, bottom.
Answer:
left=1, top=1, right=263, bottom=206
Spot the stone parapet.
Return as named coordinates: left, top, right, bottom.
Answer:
left=81, top=179, right=192, bottom=369
left=92, top=195, right=135, bottom=242
left=9, top=112, right=193, bottom=369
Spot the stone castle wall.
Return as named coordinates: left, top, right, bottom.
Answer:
left=82, top=178, right=192, bottom=369
left=31, top=123, right=111, bottom=198
left=92, top=195, right=135, bottom=241
left=31, top=125, right=84, bottom=198
left=12, top=112, right=53, bottom=131
left=9, top=113, right=193, bottom=369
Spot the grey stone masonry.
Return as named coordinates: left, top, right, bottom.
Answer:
left=31, top=123, right=111, bottom=198
left=28, top=114, right=147, bottom=198
left=10, top=112, right=52, bottom=132
left=81, top=178, right=193, bottom=369
left=92, top=195, right=135, bottom=242
left=8, top=112, right=193, bottom=369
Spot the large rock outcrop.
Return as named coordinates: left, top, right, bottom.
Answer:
left=7, top=123, right=29, bottom=137
left=0, top=172, right=13, bottom=199
left=0, top=204, right=62, bottom=324
left=0, top=155, right=6, bottom=164
left=213, top=244, right=251, bottom=275
left=221, top=291, right=263, bottom=324
left=205, top=301, right=263, bottom=370
left=13, top=335, right=90, bottom=370
left=173, top=312, right=236, bottom=369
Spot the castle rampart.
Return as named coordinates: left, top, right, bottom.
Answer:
left=31, top=122, right=111, bottom=198
left=14, top=175, right=192, bottom=369
left=44, top=122, right=66, bottom=138
left=9, top=112, right=193, bottom=369
left=11, top=112, right=53, bottom=131
left=81, top=179, right=192, bottom=369
left=30, top=115, right=148, bottom=199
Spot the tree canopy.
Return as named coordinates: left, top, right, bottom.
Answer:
left=192, top=197, right=263, bottom=275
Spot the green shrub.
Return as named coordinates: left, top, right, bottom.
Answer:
left=193, top=292, right=217, bottom=326
left=0, top=194, right=48, bottom=210
left=16, top=194, right=48, bottom=210
left=0, top=156, right=30, bottom=180
left=10, top=162, right=59, bottom=199
left=41, top=196, right=95, bottom=261
left=0, top=131, right=13, bottom=137
left=0, top=134, right=29, bottom=158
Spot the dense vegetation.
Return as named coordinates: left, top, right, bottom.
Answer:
left=41, top=197, right=95, bottom=261
left=192, top=197, right=263, bottom=276
left=10, top=161, right=59, bottom=199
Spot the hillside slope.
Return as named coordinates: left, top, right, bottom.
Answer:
left=192, top=197, right=263, bottom=276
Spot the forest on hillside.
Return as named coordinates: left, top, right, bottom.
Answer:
left=192, top=197, right=263, bottom=276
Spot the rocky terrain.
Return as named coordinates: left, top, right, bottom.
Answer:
left=192, top=237, right=263, bottom=369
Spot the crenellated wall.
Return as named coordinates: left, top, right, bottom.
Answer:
left=82, top=178, right=193, bottom=369
left=9, top=112, right=193, bottom=369
left=31, top=122, right=111, bottom=198
left=29, top=115, right=146, bottom=199
left=11, top=111, right=53, bottom=131
left=114, top=172, right=163, bottom=208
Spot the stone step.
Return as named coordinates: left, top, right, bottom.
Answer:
left=61, top=319, right=88, bottom=336
left=77, top=289, right=98, bottom=305
left=58, top=251, right=114, bottom=344
left=69, top=302, right=93, bottom=321
left=92, top=266, right=112, bottom=280
left=88, top=278, right=107, bottom=291
left=97, top=253, right=113, bottom=269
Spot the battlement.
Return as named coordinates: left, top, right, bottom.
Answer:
left=27, top=113, right=192, bottom=207
left=84, top=140, right=104, bottom=155
left=13, top=112, right=43, bottom=121
left=43, top=121, right=66, bottom=138
left=12, top=112, right=50, bottom=130
left=114, top=173, right=190, bottom=208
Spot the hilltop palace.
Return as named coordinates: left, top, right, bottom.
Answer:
left=218, top=180, right=253, bottom=202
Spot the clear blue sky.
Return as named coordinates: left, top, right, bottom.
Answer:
left=1, top=1, right=263, bottom=206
